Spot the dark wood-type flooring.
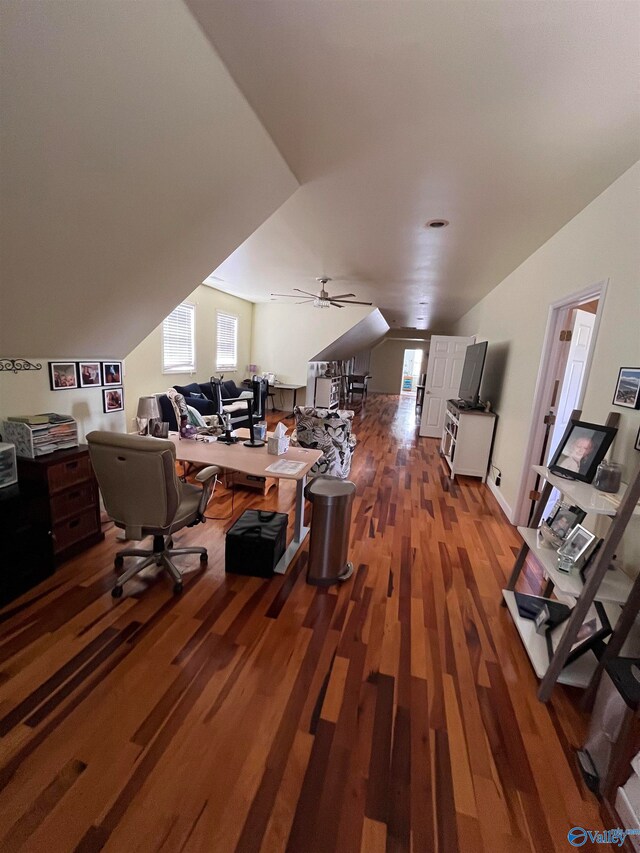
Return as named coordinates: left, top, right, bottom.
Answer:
left=0, top=395, right=606, bottom=852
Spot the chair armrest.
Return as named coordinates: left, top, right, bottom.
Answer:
left=195, top=465, right=220, bottom=483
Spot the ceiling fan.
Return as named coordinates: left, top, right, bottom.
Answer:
left=271, top=277, right=372, bottom=309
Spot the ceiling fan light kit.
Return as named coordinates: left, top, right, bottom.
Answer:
left=270, top=276, right=373, bottom=309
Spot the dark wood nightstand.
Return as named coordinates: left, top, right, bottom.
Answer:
left=17, top=445, right=104, bottom=564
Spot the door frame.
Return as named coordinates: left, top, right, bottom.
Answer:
left=512, top=279, right=608, bottom=526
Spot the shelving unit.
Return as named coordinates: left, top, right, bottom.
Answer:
left=314, top=377, right=340, bottom=410
left=440, top=401, right=496, bottom=482
left=504, top=412, right=640, bottom=702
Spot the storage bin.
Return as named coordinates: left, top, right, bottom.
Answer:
left=225, top=509, right=288, bottom=577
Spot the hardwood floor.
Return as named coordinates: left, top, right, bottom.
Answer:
left=0, top=395, right=605, bottom=852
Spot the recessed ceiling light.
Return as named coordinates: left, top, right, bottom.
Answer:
left=425, top=219, right=449, bottom=229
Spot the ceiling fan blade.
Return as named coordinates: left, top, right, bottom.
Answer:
left=332, top=299, right=373, bottom=306
left=271, top=293, right=302, bottom=298
left=329, top=301, right=345, bottom=308
left=327, top=292, right=355, bottom=300
left=293, top=288, right=319, bottom=298
left=297, top=299, right=314, bottom=304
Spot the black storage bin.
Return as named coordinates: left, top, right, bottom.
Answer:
left=225, top=509, right=288, bottom=578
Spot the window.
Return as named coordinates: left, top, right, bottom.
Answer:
left=216, top=311, right=238, bottom=371
left=162, top=302, right=195, bottom=373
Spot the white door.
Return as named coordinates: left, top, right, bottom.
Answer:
left=419, top=335, right=475, bottom=438
left=547, top=309, right=597, bottom=462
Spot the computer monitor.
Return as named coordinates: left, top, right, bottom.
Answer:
left=457, top=341, right=488, bottom=408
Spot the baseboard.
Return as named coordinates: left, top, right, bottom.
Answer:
left=486, top=476, right=514, bottom=523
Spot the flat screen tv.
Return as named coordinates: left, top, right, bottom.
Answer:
left=457, top=341, right=488, bottom=408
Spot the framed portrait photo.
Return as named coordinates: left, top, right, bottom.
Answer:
left=557, top=523, right=596, bottom=567
left=103, top=387, right=124, bottom=413
left=613, top=367, right=640, bottom=409
left=49, top=361, right=78, bottom=391
left=546, top=601, right=611, bottom=666
left=102, top=361, right=123, bottom=386
left=542, top=500, right=586, bottom=544
left=78, top=361, right=102, bottom=388
left=548, top=418, right=617, bottom=483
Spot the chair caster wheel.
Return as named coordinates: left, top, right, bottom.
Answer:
left=112, top=586, right=123, bottom=598
left=200, top=554, right=208, bottom=564
left=173, top=582, right=183, bottom=595
left=114, top=556, right=124, bottom=569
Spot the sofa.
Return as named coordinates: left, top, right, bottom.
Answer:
left=292, top=406, right=357, bottom=479
left=157, top=379, right=267, bottom=432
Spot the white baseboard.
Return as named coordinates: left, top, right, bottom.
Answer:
left=486, top=477, right=514, bottom=523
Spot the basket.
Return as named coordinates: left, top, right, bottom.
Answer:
left=267, top=435, right=290, bottom=456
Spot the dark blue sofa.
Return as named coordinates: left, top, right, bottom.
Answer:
left=157, top=379, right=267, bottom=431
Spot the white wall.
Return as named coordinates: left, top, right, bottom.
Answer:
left=0, top=360, right=126, bottom=442
left=251, top=303, right=373, bottom=406
left=370, top=337, right=430, bottom=394
left=123, top=285, right=253, bottom=429
left=452, top=161, right=640, bottom=569
left=0, top=0, right=297, bottom=358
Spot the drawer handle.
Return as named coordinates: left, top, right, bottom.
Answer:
left=69, top=518, right=80, bottom=529
left=66, top=461, right=79, bottom=470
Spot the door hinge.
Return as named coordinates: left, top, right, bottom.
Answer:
left=559, top=329, right=573, bottom=342
left=543, top=414, right=556, bottom=426
left=529, top=490, right=541, bottom=502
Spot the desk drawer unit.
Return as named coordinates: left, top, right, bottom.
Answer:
left=17, top=445, right=104, bottom=563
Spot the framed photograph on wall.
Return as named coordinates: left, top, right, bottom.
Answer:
left=102, top=361, right=122, bottom=386
left=613, top=367, right=640, bottom=409
left=546, top=601, right=611, bottom=665
left=548, top=418, right=617, bottom=483
left=78, top=361, right=102, bottom=387
left=49, top=361, right=78, bottom=390
left=103, top=387, right=124, bottom=413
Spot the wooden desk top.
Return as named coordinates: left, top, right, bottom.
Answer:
left=169, top=434, right=321, bottom=481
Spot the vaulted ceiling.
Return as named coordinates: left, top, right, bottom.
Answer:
left=190, top=0, right=640, bottom=331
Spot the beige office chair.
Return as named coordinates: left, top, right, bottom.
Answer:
left=87, top=431, right=219, bottom=597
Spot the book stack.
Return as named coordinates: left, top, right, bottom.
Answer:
left=3, top=414, right=78, bottom=458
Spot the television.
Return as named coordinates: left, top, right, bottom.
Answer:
left=457, top=341, right=488, bottom=409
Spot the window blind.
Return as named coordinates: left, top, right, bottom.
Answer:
left=162, top=302, right=195, bottom=373
left=216, top=312, right=238, bottom=371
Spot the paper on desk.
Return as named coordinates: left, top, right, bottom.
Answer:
left=265, top=459, right=306, bottom=475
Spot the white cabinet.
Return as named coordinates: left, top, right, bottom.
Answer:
left=440, top=402, right=496, bottom=482
left=314, top=377, right=340, bottom=410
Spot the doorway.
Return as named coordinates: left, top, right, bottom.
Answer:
left=513, top=282, right=607, bottom=526
left=400, top=349, right=423, bottom=396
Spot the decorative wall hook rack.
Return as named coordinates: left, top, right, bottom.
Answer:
left=0, top=358, right=43, bottom=374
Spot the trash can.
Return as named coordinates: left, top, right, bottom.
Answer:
left=304, top=478, right=356, bottom=585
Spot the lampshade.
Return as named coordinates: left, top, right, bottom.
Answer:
left=137, top=396, right=160, bottom=420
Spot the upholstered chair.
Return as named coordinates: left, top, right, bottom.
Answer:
left=292, top=407, right=356, bottom=479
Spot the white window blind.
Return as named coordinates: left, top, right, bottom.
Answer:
left=216, top=312, right=238, bottom=371
left=162, top=302, right=195, bottom=373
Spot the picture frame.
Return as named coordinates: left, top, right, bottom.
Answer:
left=612, top=367, right=640, bottom=409
left=541, top=500, right=586, bottom=545
left=546, top=601, right=611, bottom=665
left=635, top=426, right=640, bottom=452
left=102, top=361, right=123, bottom=386
left=579, top=537, right=605, bottom=583
left=49, top=361, right=78, bottom=390
left=78, top=361, right=102, bottom=388
left=103, top=387, right=124, bottom=413
left=548, top=418, right=618, bottom=483
left=556, top=523, right=596, bottom=567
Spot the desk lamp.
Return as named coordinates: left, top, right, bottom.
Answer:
left=137, top=396, right=160, bottom=435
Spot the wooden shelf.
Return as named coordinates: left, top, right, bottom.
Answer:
left=517, top=526, right=633, bottom=605
left=502, top=590, right=602, bottom=688
left=532, top=465, right=640, bottom=517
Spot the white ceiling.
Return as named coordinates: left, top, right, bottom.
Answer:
left=188, top=0, right=640, bottom=332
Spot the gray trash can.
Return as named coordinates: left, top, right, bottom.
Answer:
left=304, top=478, right=356, bottom=585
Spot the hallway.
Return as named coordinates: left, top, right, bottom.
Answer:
left=0, top=395, right=604, bottom=852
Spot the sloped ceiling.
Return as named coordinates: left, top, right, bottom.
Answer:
left=189, top=0, right=640, bottom=332
left=312, top=309, right=389, bottom=362
left=0, top=1, right=298, bottom=357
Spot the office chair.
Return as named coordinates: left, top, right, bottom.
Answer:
left=347, top=374, right=369, bottom=403
left=87, top=431, right=219, bottom=597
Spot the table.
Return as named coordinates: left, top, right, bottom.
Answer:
left=270, top=383, right=305, bottom=417
left=169, top=434, right=321, bottom=575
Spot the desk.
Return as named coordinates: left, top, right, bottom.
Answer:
left=169, top=435, right=321, bottom=575
left=271, top=383, right=305, bottom=417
